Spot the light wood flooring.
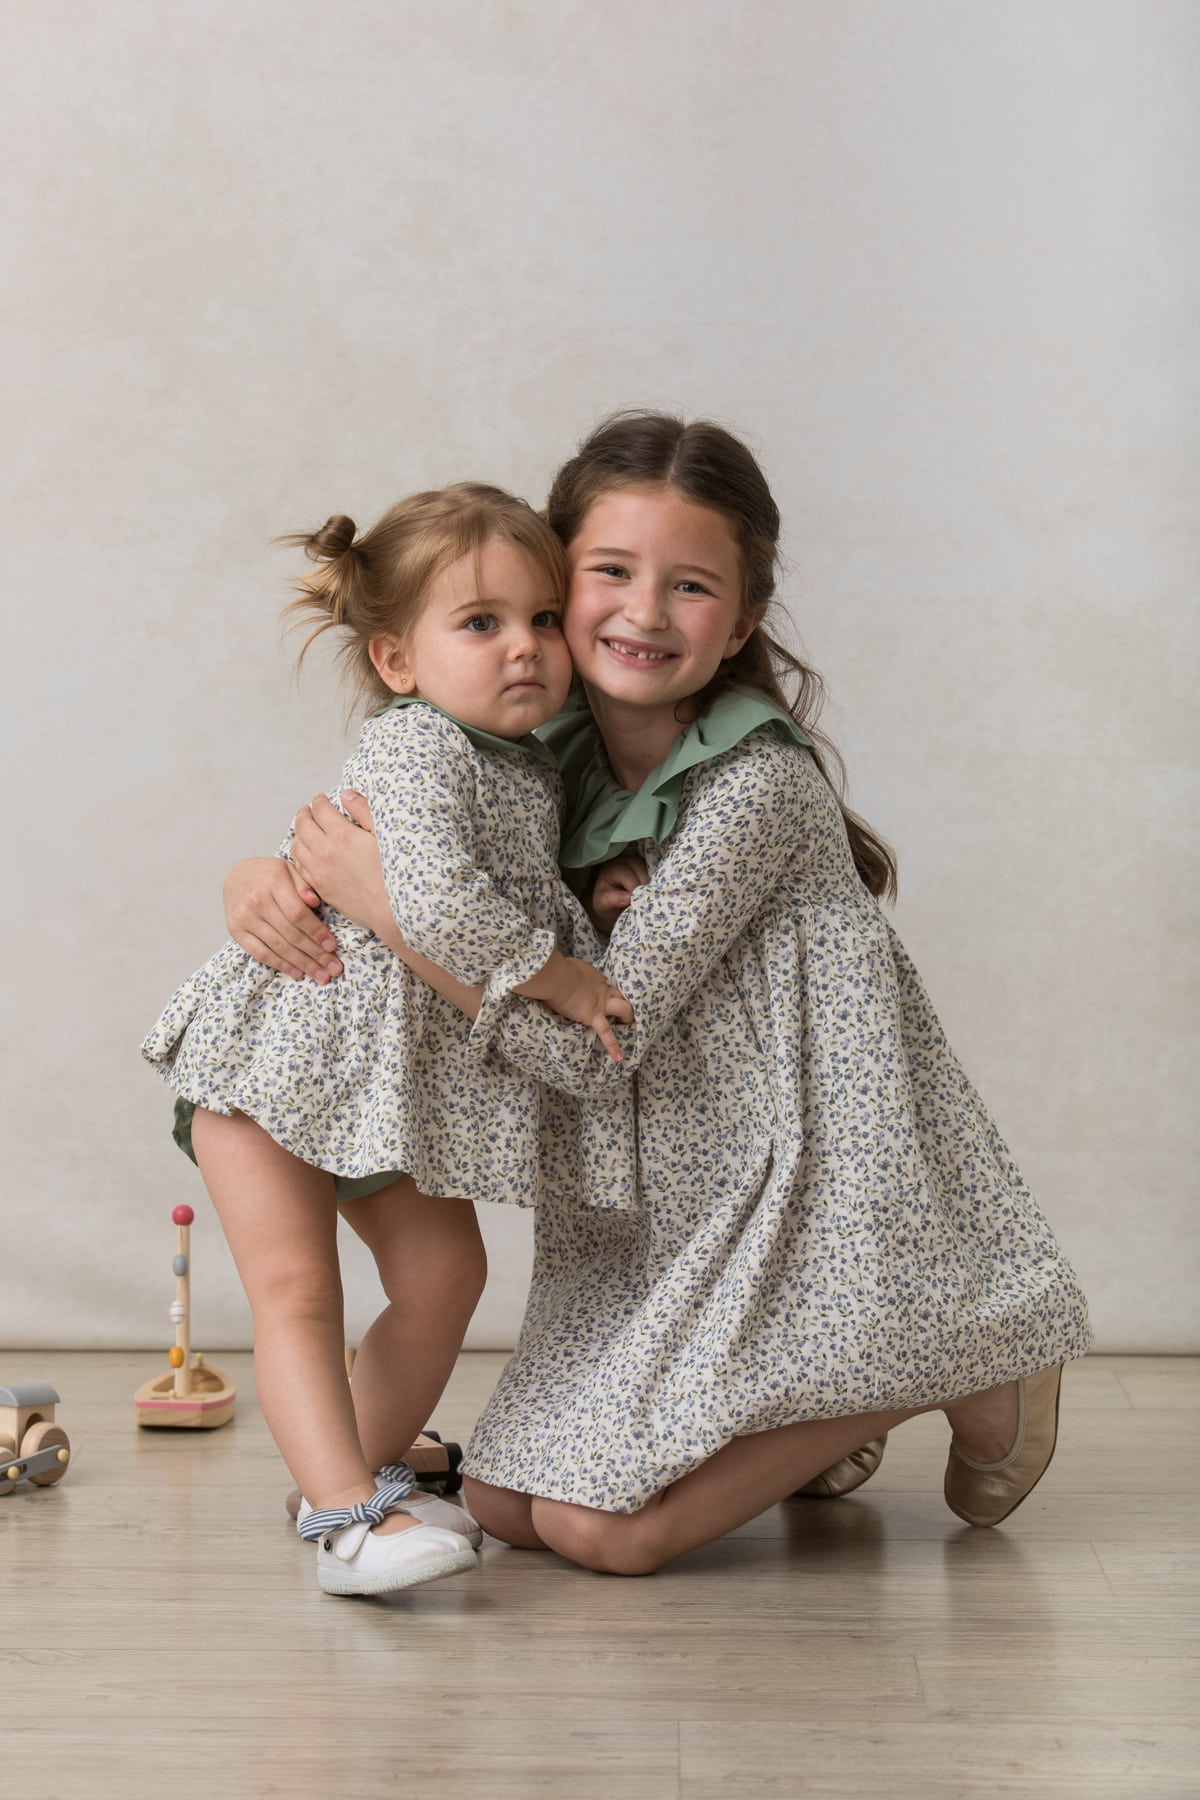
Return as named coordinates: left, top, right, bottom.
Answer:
left=2, top=1352, right=1197, bottom=1799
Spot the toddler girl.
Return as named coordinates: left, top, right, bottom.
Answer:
left=142, top=482, right=629, bottom=1596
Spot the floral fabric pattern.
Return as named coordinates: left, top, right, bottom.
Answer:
left=141, top=704, right=593, bottom=1207
left=464, top=730, right=1092, bottom=1511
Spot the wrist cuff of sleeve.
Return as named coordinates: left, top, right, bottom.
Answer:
left=467, top=927, right=557, bottom=1055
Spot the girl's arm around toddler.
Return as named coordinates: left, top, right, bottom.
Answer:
left=293, top=733, right=807, bottom=1093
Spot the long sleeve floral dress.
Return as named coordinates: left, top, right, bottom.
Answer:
left=461, top=700, right=1092, bottom=1511
left=142, top=700, right=592, bottom=1208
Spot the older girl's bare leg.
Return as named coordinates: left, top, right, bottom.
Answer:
left=462, top=1476, right=548, bottom=1549
left=528, top=1371, right=1032, bottom=1575
left=530, top=1410, right=919, bottom=1575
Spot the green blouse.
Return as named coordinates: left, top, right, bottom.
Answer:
left=375, top=694, right=559, bottom=769
left=538, top=689, right=812, bottom=872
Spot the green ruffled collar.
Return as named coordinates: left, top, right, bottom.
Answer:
left=375, top=694, right=558, bottom=769
left=538, top=690, right=812, bottom=871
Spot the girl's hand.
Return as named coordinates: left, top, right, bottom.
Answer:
left=292, top=791, right=395, bottom=943
left=223, top=857, right=342, bottom=982
left=515, top=951, right=634, bottom=1063
left=589, top=856, right=650, bottom=933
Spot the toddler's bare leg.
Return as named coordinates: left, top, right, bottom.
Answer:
left=338, top=1180, right=487, bottom=1469
left=190, top=1107, right=415, bottom=1535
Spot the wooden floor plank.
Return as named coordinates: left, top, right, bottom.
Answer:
left=917, top=1654, right=1200, bottom=1723
left=2, top=1350, right=1196, bottom=1798
left=680, top=1721, right=1200, bottom=1798
left=0, top=1723, right=682, bottom=1800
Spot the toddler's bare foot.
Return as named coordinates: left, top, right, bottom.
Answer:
left=313, top=1483, right=422, bottom=1536
left=374, top=1511, right=421, bottom=1536
left=942, top=1380, right=1021, bottom=1463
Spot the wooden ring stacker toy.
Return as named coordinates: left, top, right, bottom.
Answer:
left=134, top=1204, right=236, bottom=1428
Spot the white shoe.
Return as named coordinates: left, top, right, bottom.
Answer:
left=398, top=1489, right=484, bottom=1547
left=315, top=1517, right=476, bottom=1596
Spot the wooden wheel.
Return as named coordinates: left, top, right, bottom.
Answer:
left=21, top=1421, right=71, bottom=1484
left=0, top=1433, right=17, bottom=1496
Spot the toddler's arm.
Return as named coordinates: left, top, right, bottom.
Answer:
left=295, top=791, right=633, bottom=1062
left=511, top=949, right=632, bottom=1062
left=363, top=712, right=561, bottom=991
left=468, top=736, right=812, bottom=1095
left=360, top=918, right=631, bottom=1065
left=296, top=714, right=633, bottom=1059
left=291, top=736, right=807, bottom=1092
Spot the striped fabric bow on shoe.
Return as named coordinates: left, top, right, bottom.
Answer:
left=292, top=1459, right=483, bottom=1548
left=298, top=1468, right=477, bottom=1596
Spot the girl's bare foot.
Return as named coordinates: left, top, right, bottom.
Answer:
left=941, top=1380, right=1021, bottom=1462
left=374, top=1511, right=422, bottom=1535
left=313, top=1482, right=422, bottom=1535
left=944, top=1366, right=1064, bottom=1527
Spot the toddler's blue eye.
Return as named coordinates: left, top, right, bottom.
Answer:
left=533, top=611, right=562, bottom=629
left=464, top=615, right=496, bottom=632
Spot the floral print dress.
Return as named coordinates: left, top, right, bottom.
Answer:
left=142, top=701, right=594, bottom=1208
left=462, top=719, right=1092, bottom=1511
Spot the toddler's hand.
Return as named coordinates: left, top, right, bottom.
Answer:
left=516, top=952, right=634, bottom=1063
left=544, top=959, right=634, bottom=1063
left=590, top=857, right=650, bottom=933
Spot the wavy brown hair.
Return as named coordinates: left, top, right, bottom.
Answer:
left=546, top=411, right=897, bottom=900
left=280, top=483, right=568, bottom=711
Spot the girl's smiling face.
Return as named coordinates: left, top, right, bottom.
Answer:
left=564, top=487, right=761, bottom=722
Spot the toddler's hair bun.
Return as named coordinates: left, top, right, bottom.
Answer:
left=306, top=514, right=358, bottom=561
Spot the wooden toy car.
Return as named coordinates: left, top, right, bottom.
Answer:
left=0, top=1382, right=71, bottom=1492
left=407, top=1429, right=464, bottom=1494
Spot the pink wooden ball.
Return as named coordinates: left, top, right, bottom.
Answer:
left=172, top=1205, right=195, bottom=1226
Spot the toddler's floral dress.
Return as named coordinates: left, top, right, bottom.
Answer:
left=142, top=699, right=617, bottom=1209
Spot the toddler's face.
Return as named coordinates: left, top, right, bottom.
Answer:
left=563, top=487, right=758, bottom=719
left=375, top=539, right=572, bottom=737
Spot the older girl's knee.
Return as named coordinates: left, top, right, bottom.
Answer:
left=463, top=1478, right=545, bottom=1550
left=530, top=1499, right=662, bottom=1576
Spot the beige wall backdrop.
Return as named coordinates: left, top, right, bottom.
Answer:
left=4, top=1, right=1196, bottom=1354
